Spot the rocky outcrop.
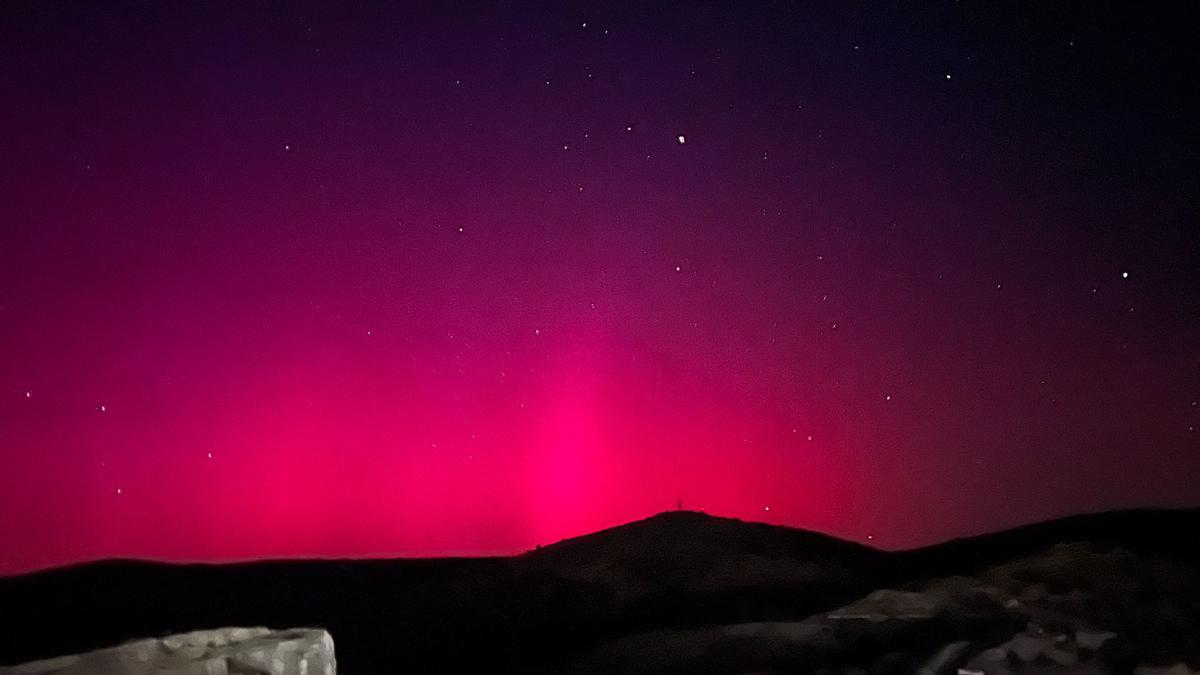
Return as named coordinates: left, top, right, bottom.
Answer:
left=573, top=541, right=1200, bottom=674
left=0, top=627, right=334, bottom=675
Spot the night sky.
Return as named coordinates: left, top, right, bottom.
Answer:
left=2, top=2, right=1198, bottom=576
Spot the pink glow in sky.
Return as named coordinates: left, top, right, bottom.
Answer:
left=2, top=2, right=1199, bottom=575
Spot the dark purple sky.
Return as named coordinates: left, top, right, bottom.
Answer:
left=1, top=2, right=1198, bottom=575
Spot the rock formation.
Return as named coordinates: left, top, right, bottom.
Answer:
left=0, top=627, right=334, bottom=675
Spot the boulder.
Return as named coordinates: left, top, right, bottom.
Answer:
left=0, top=627, right=334, bottom=675
left=919, top=640, right=971, bottom=675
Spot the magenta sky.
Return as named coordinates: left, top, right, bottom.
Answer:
left=2, top=2, right=1198, bottom=575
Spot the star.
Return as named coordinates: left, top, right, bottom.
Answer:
left=945, top=73, right=952, bottom=80
left=675, top=265, right=681, bottom=272
left=885, top=394, right=891, bottom=401
left=1121, top=271, right=1129, bottom=278
left=284, top=144, right=291, bottom=151
left=763, top=505, right=770, bottom=512
left=806, top=435, right=813, bottom=442
left=677, top=135, right=686, bottom=144
left=207, top=452, right=213, bottom=460
left=24, top=391, right=31, bottom=398
left=99, top=404, right=107, bottom=412
left=115, top=488, right=122, bottom=495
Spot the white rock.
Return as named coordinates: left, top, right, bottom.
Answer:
left=4, top=656, right=81, bottom=674
left=0, top=627, right=334, bottom=675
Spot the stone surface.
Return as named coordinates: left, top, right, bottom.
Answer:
left=0, top=627, right=334, bottom=675
left=1076, top=629, right=1117, bottom=651
left=571, top=539, right=1200, bottom=674
left=919, top=640, right=972, bottom=675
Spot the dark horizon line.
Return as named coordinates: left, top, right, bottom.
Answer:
left=5, top=503, right=1197, bottom=580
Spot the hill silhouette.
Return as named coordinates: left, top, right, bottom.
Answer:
left=2, top=508, right=1198, bottom=673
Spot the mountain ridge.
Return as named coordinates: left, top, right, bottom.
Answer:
left=12, top=505, right=1198, bottom=580
left=2, top=506, right=1198, bottom=672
